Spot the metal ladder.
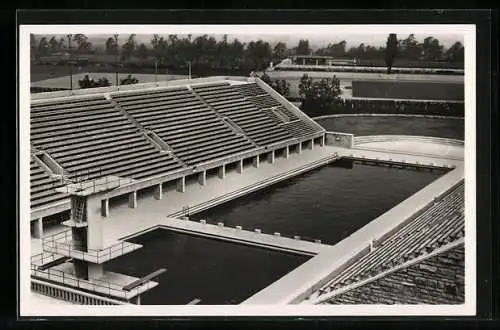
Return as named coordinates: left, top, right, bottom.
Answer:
left=74, top=198, right=85, bottom=222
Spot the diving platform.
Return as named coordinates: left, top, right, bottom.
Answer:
left=31, top=261, right=159, bottom=301
left=42, top=230, right=142, bottom=264
left=55, top=176, right=136, bottom=196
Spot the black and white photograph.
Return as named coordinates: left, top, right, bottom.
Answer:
left=19, top=23, right=476, bottom=317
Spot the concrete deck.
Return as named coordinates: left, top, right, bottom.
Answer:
left=120, top=217, right=329, bottom=256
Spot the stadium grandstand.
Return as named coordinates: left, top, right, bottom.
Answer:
left=27, top=75, right=465, bottom=306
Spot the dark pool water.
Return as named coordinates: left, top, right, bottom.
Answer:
left=315, top=116, right=464, bottom=140
left=193, top=160, right=445, bottom=245
left=105, top=229, right=310, bottom=305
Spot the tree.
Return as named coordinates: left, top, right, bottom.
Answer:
left=261, top=72, right=290, bottom=97
left=296, top=39, right=311, bottom=55
left=385, top=33, right=398, bottom=74
left=246, top=40, right=272, bottom=70
left=298, top=74, right=342, bottom=116
left=151, top=34, right=167, bottom=65
left=105, top=37, right=118, bottom=54
left=78, top=75, right=111, bottom=89
left=445, top=41, right=464, bottom=63
left=37, top=37, right=49, bottom=56
left=72, top=34, right=92, bottom=54
left=260, top=72, right=272, bottom=85
left=400, top=34, right=421, bottom=61
left=136, top=43, right=149, bottom=60
left=272, top=42, right=287, bottom=63
left=121, top=34, right=136, bottom=61
left=422, top=36, right=443, bottom=61
left=120, top=74, right=139, bottom=85
left=49, top=36, right=59, bottom=53
left=30, top=34, right=39, bottom=59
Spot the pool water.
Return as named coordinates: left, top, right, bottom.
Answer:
left=105, top=229, right=311, bottom=305
left=193, top=160, right=445, bottom=245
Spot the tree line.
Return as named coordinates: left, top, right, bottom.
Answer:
left=31, top=33, right=465, bottom=72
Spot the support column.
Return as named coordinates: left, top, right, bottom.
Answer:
left=320, top=135, right=325, bottom=147
left=88, top=263, right=104, bottom=279
left=32, top=217, right=43, bottom=239
left=128, top=191, right=137, bottom=209
left=253, top=155, right=260, bottom=168
left=198, top=171, right=206, bottom=186
left=218, top=164, right=226, bottom=179
left=267, top=150, right=275, bottom=164
left=101, top=199, right=109, bottom=217
left=237, top=159, right=244, bottom=174
left=176, top=177, right=186, bottom=193
left=284, top=146, right=290, bottom=158
left=154, top=184, right=162, bottom=200
left=297, top=142, right=302, bottom=154
left=310, top=138, right=314, bottom=150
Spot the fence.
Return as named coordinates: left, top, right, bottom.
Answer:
left=31, top=279, right=130, bottom=305
left=31, top=263, right=156, bottom=300
left=41, top=229, right=142, bottom=264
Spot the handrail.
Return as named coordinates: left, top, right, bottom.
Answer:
left=31, top=265, right=156, bottom=299
left=42, top=229, right=141, bottom=263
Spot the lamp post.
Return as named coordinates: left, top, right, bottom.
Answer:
left=67, top=34, right=73, bottom=92
left=154, top=60, right=158, bottom=86
left=114, top=34, right=119, bottom=88
left=187, top=61, right=191, bottom=80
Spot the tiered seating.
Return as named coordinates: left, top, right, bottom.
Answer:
left=192, top=83, right=294, bottom=146
left=30, top=156, right=68, bottom=209
left=325, top=244, right=465, bottom=305
left=280, top=120, right=319, bottom=138
left=31, top=96, right=182, bottom=182
left=313, top=181, right=465, bottom=299
left=235, top=83, right=322, bottom=139
left=247, top=94, right=282, bottom=109
left=233, top=83, right=267, bottom=97
left=111, top=87, right=256, bottom=166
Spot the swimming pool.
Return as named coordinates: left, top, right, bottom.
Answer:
left=193, top=160, right=445, bottom=245
left=105, top=228, right=311, bottom=305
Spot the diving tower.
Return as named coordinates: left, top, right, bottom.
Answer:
left=31, top=176, right=165, bottom=304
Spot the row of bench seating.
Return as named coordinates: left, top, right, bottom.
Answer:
left=324, top=244, right=465, bottom=304
left=30, top=81, right=319, bottom=210
left=31, top=96, right=183, bottom=183
left=30, top=156, right=68, bottom=209
left=192, top=83, right=295, bottom=146
left=111, top=86, right=256, bottom=166
left=313, top=180, right=465, bottom=299
left=234, top=84, right=322, bottom=139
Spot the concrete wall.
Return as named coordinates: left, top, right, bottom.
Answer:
left=352, top=80, right=464, bottom=101
left=325, top=131, right=354, bottom=148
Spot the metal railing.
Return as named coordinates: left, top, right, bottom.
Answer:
left=57, top=175, right=135, bottom=194
left=42, top=229, right=142, bottom=263
left=31, top=264, right=157, bottom=300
